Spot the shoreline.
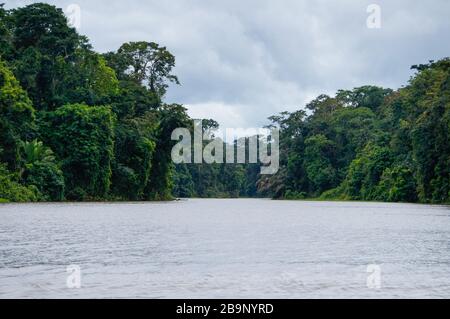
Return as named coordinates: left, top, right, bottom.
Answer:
left=1, top=197, right=449, bottom=207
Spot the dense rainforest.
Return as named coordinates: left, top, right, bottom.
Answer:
left=1, top=3, right=449, bottom=204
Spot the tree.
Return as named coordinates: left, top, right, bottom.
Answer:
left=0, top=163, right=39, bottom=202
left=341, top=143, right=392, bottom=200
left=145, top=104, right=189, bottom=200
left=9, top=3, right=81, bottom=109
left=0, top=61, right=35, bottom=170
left=330, top=106, right=380, bottom=172
left=110, top=80, right=160, bottom=119
left=336, top=86, right=392, bottom=112
left=21, top=139, right=64, bottom=201
left=408, top=60, right=450, bottom=203
left=375, top=165, right=417, bottom=202
left=0, top=4, right=13, bottom=60
left=172, top=164, right=195, bottom=198
left=4, top=2, right=450, bottom=204
left=57, top=50, right=119, bottom=106
left=105, top=41, right=179, bottom=96
left=303, top=134, right=337, bottom=195
left=266, top=110, right=308, bottom=196
left=40, top=103, right=116, bottom=200
left=111, top=113, right=157, bottom=200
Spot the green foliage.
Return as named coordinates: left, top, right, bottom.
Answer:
left=1, top=2, right=188, bottom=203
left=110, top=80, right=160, bottom=119
left=8, top=3, right=81, bottom=109
left=58, top=50, right=120, bottom=106
left=105, top=41, right=179, bottom=97
left=40, top=104, right=115, bottom=200
left=303, top=134, right=337, bottom=195
left=175, top=163, right=248, bottom=199
left=172, top=164, right=195, bottom=198
left=408, top=60, right=450, bottom=203
left=260, top=60, right=450, bottom=204
left=145, top=104, right=189, bottom=200
left=319, top=185, right=346, bottom=201
left=0, top=163, right=40, bottom=202
left=111, top=114, right=157, bottom=200
left=22, top=160, right=64, bottom=201
left=21, top=140, right=64, bottom=201
left=284, top=190, right=307, bottom=200
left=22, top=139, right=55, bottom=164
left=341, top=143, right=392, bottom=200
left=171, top=119, right=249, bottom=199
left=0, top=4, right=13, bottom=60
left=0, top=61, right=35, bottom=170
left=336, top=86, right=392, bottom=112
left=375, top=165, right=417, bottom=202
left=331, top=107, right=379, bottom=169
left=2, top=3, right=450, bottom=204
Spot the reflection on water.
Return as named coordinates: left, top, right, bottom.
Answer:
left=0, top=199, right=449, bottom=298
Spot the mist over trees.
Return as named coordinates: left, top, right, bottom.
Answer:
left=1, top=3, right=449, bottom=204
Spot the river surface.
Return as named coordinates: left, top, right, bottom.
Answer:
left=0, top=199, right=449, bottom=298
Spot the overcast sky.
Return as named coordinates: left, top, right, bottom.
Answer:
left=6, top=0, right=450, bottom=128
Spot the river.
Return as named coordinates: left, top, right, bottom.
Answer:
left=0, top=199, right=449, bottom=298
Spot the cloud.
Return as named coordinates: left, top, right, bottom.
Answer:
left=185, top=102, right=247, bottom=129
left=5, top=0, right=450, bottom=128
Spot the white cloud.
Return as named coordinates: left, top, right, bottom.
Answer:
left=5, top=0, right=450, bottom=128
left=185, top=102, right=247, bottom=129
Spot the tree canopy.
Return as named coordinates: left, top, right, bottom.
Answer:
left=0, top=3, right=186, bottom=202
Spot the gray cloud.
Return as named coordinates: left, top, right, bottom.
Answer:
left=5, top=0, right=450, bottom=128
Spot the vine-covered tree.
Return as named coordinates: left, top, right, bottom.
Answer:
left=39, top=103, right=116, bottom=200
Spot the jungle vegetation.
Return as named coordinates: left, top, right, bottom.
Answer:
left=1, top=3, right=449, bottom=204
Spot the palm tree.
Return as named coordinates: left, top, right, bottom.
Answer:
left=22, top=139, right=55, bottom=167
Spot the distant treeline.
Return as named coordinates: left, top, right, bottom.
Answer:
left=173, top=61, right=450, bottom=204
left=1, top=3, right=449, bottom=204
